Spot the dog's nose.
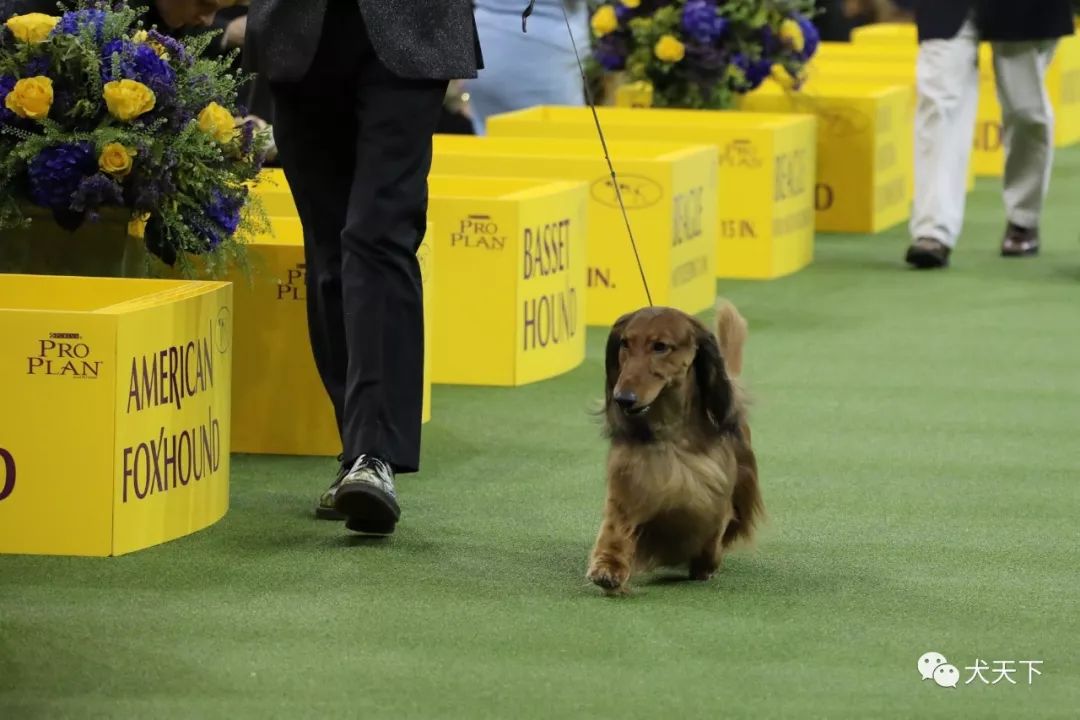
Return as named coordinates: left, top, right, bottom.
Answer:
left=613, top=390, right=638, bottom=410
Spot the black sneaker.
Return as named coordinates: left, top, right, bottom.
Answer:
left=333, top=455, right=401, bottom=535
left=905, top=237, right=951, bottom=269
left=1001, top=222, right=1039, bottom=257
left=314, top=454, right=348, bottom=521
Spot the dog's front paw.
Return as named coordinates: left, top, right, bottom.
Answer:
left=587, top=559, right=629, bottom=594
left=688, top=556, right=719, bottom=582
left=688, top=566, right=716, bottom=582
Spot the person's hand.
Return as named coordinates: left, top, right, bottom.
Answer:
left=223, top=14, right=247, bottom=50
left=236, top=115, right=277, bottom=163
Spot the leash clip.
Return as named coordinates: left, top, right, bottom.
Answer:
left=521, top=0, right=536, bottom=32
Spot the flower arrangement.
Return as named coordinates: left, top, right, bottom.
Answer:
left=589, top=0, right=820, bottom=109
left=0, top=1, right=271, bottom=274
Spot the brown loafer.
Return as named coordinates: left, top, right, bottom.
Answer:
left=1001, top=222, right=1039, bottom=257
left=905, top=237, right=951, bottom=269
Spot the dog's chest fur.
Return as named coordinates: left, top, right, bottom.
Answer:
left=609, top=439, right=737, bottom=570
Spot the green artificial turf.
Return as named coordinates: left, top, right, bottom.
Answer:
left=3, top=149, right=1080, bottom=719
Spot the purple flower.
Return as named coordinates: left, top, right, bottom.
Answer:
left=54, top=9, right=107, bottom=40
left=205, top=188, right=245, bottom=237
left=238, top=120, right=254, bottom=154
left=615, top=4, right=633, bottom=22
left=101, top=39, right=176, bottom=106
left=681, top=0, right=726, bottom=44
left=0, top=76, right=17, bottom=124
left=594, top=34, right=627, bottom=72
left=70, top=173, right=125, bottom=216
left=185, top=211, right=224, bottom=250
left=685, top=42, right=726, bottom=73
left=731, top=53, right=773, bottom=91
left=23, top=55, right=50, bottom=76
left=28, top=143, right=98, bottom=211
left=793, top=13, right=820, bottom=60
left=146, top=30, right=188, bottom=65
left=760, top=25, right=780, bottom=59
left=127, top=153, right=177, bottom=214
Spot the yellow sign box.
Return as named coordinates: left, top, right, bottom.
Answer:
left=486, top=105, right=816, bottom=282
left=0, top=275, right=232, bottom=557
left=804, top=58, right=976, bottom=193
left=223, top=181, right=435, bottom=456
left=432, top=134, right=717, bottom=325
left=849, top=27, right=1080, bottom=174
left=426, top=174, right=588, bottom=386
left=741, top=79, right=911, bottom=233
left=849, top=23, right=916, bottom=45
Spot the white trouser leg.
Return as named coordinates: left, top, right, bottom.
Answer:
left=910, top=19, right=980, bottom=247
left=992, top=38, right=1058, bottom=229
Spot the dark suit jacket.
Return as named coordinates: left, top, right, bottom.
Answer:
left=245, top=0, right=484, bottom=84
left=915, top=0, right=1074, bottom=42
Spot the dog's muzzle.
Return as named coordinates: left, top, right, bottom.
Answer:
left=613, top=390, right=650, bottom=416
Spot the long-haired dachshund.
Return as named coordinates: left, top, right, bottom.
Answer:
left=586, top=300, right=763, bottom=594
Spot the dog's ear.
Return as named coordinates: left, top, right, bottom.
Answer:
left=604, top=312, right=632, bottom=405
left=693, top=322, right=735, bottom=434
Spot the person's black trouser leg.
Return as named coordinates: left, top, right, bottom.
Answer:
left=268, top=0, right=446, bottom=474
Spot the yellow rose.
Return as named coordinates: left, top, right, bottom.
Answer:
left=103, top=79, right=156, bottom=122
left=99, top=143, right=136, bottom=178
left=654, top=35, right=685, bottom=63
left=621, top=0, right=641, bottom=8
left=591, top=6, right=618, bottom=37
left=198, top=102, right=237, bottom=144
left=5, top=13, right=59, bottom=44
left=5, top=76, right=53, bottom=121
left=779, top=18, right=805, bottom=53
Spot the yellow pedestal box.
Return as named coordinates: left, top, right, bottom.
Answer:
left=804, top=58, right=976, bottom=192
left=0, top=275, right=232, bottom=557
left=850, top=23, right=916, bottom=45
left=431, top=134, right=718, bottom=326
left=485, top=105, right=815, bottom=282
left=222, top=192, right=435, bottom=456
left=426, top=174, right=588, bottom=386
left=848, top=26, right=1080, bottom=174
left=740, top=79, right=911, bottom=233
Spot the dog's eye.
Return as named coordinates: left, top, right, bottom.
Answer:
left=652, top=341, right=670, bottom=353
left=620, top=338, right=630, bottom=349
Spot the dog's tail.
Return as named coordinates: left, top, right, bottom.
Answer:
left=714, top=298, right=748, bottom=377
left=714, top=298, right=765, bottom=548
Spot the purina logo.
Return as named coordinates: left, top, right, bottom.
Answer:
left=918, top=651, right=1043, bottom=689
left=718, top=139, right=762, bottom=168
left=27, top=332, right=102, bottom=379
left=589, top=175, right=663, bottom=210
left=451, top=215, right=506, bottom=250
left=277, top=263, right=306, bottom=301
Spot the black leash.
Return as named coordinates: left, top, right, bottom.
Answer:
left=521, top=1, right=654, bottom=307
